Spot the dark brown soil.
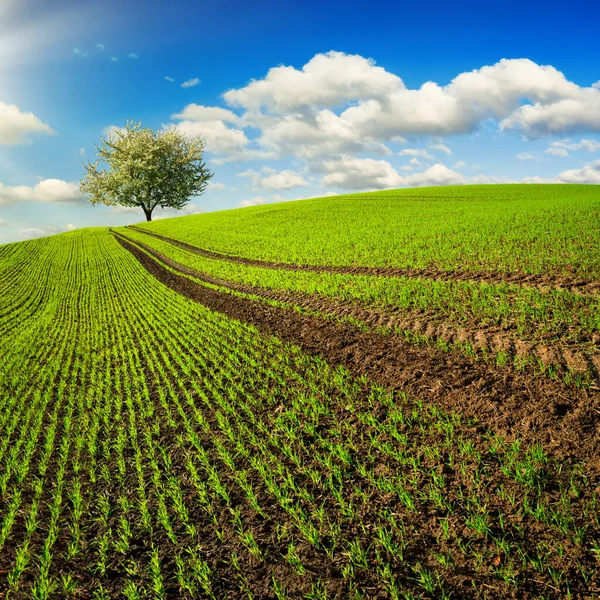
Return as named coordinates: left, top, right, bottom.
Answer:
left=129, top=226, right=600, bottom=296
left=116, top=234, right=600, bottom=477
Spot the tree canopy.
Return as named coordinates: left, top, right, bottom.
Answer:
left=80, top=121, right=213, bottom=221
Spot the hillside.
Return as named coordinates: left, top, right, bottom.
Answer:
left=1, top=185, right=600, bottom=598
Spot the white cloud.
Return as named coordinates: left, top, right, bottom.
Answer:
left=472, top=174, right=513, bottom=184
left=96, top=43, right=104, bottom=51
left=224, top=50, right=403, bottom=112
left=321, top=156, right=404, bottom=190
left=262, top=169, right=308, bottom=191
left=173, top=104, right=242, bottom=125
left=429, top=142, right=452, bottom=155
left=0, top=101, right=54, bottom=145
left=102, top=124, right=127, bottom=140
left=79, top=147, right=85, bottom=156
left=110, top=56, right=118, bottom=62
left=73, top=47, right=87, bottom=58
left=254, top=109, right=391, bottom=160
left=238, top=196, right=267, bottom=208
left=165, top=76, right=175, bottom=83
left=181, top=78, right=201, bottom=89
left=128, top=53, right=138, bottom=59
left=545, top=147, right=569, bottom=157
left=500, top=91, right=600, bottom=137
left=557, top=160, right=600, bottom=184
left=452, top=160, right=466, bottom=169
left=521, top=175, right=555, bottom=183
left=398, top=148, right=434, bottom=159
left=216, top=54, right=600, bottom=167
left=546, top=138, right=600, bottom=156
left=0, top=179, right=84, bottom=206
left=167, top=119, right=249, bottom=156
left=404, top=163, right=466, bottom=187
left=320, top=157, right=465, bottom=190
left=167, top=106, right=274, bottom=163
left=238, top=167, right=308, bottom=191
left=516, top=152, right=540, bottom=161
left=409, top=157, right=421, bottom=166
left=208, top=181, right=226, bottom=190
left=16, top=223, right=77, bottom=240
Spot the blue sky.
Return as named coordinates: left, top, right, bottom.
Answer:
left=1, top=0, right=600, bottom=242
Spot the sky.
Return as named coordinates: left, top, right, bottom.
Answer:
left=1, top=0, right=600, bottom=243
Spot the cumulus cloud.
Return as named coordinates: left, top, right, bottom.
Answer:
left=96, top=43, right=104, bottom=51
left=545, top=147, right=569, bottom=157
left=167, top=105, right=274, bottom=163
left=73, top=47, right=87, bottom=58
left=320, top=157, right=464, bottom=190
left=404, top=163, right=466, bottom=187
left=321, top=156, right=404, bottom=190
left=238, top=196, right=267, bottom=208
left=0, top=101, right=54, bottom=145
left=429, top=142, right=452, bottom=155
left=545, top=138, right=600, bottom=157
left=472, top=174, right=514, bottom=184
left=224, top=51, right=403, bottom=112
left=165, top=76, right=175, bottom=83
left=516, top=153, right=540, bottom=161
left=128, top=53, right=138, bottom=59
left=398, top=148, right=434, bottom=159
left=215, top=53, right=600, bottom=167
left=521, top=175, right=555, bottom=183
left=452, top=160, right=466, bottom=169
left=110, top=56, right=118, bottom=62
left=207, top=181, right=226, bottom=191
left=16, top=223, right=77, bottom=241
left=239, top=168, right=308, bottom=191
left=168, top=53, right=600, bottom=178
left=173, top=104, right=242, bottom=125
left=500, top=91, right=600, bottom=137
left=181, top=78, right=201, bottom=88
left=0, top=179, right=84, bottom=206
left=557, top=160, right=600, bottom=184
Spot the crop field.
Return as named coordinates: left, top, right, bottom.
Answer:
left=1, top=184, right=600, bottom=599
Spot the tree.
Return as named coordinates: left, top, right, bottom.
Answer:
left=81, top=120, right=212, bottom=221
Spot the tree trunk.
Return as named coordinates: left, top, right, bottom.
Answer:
left=142, top=207, right=152, bottom=221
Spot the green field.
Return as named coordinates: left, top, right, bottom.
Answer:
left=1, top=185, right=600, bottom=599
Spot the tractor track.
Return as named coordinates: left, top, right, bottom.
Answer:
left=115, top=232, right=600, bottom=476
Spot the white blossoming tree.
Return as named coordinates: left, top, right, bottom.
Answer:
left=81, top=120, right=212, bottom=221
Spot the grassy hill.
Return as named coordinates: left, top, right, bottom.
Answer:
left=1, top=185, right=600, bottom=598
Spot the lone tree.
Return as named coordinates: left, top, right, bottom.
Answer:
left=81, top=120, right=212, bottom=221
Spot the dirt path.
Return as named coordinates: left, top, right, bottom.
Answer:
left=128, top=225, right=600, bottom=296
left=116, top=233, right=600, bottom=477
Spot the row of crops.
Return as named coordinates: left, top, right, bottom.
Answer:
left=1, top=228, right=599, bottom=598
left=136, top=185, right=600, bottom=278
left=116, top=226, right=600, bottom=387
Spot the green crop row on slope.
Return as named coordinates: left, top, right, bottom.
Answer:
left=1, top=228, right=599, bottom=598
left=118, top=226, right=600, bottom=344
left=135, top=184, right=600, bottom=278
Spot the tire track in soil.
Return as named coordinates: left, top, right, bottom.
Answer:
left=128, top=225, right=600, bottom=296
left=117, top=231, right=600, bottom=389
left=115, top=234, right=600, bottom=478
